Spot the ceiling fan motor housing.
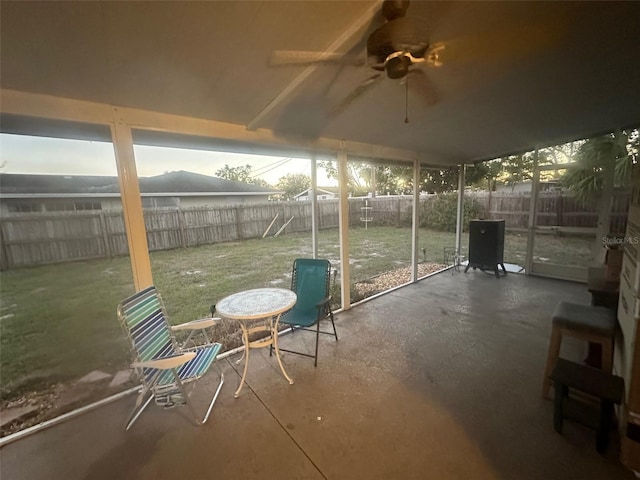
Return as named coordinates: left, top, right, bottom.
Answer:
left=366, top=17, right=429, bottom=76
left=382, top=0, right=410, bottom=21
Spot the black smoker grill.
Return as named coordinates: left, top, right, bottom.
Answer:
left=464, top=219, right=507, bottom=278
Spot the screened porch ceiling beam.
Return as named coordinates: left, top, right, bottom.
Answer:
left=1, top=89, right=431, bottom=166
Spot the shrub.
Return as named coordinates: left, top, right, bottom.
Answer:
left=329, top=281, right=367, bottom=308
left=419, top=193, right=484, bottom=232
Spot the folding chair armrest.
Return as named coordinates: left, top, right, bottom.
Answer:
left=171, top=317, right=221, bottom=331
left=316, top=296, right=332, bottom=308
left=132, top=352, right=196, bottom=370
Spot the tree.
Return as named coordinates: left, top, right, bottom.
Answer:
left=419, top=167, right=459, bottom=193
left=215, top=163, right=274, bottom=189
left=544, top=141, right=582, bottom=166
left=500, top=154, right=534, bottom=186
left=275, top=173, right=311, bottom=200
left=249, top=177, right=273, bottom=189
left=561, top=130, right=638, bottom=203
left=318, top=160, right=364, bottom=194
left=365, top=165, right=413, bottom=195
left=215, top=164, right=253, bottom=183
left=320, top=160, right=462, bottom=195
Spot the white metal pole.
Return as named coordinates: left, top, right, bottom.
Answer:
left=338, top=149, right=351, bottom=309
left=310, top=154, right=319, bottom=259
left=455, top=164, right=465, bottom=256
left=411, top=160, right=420, bottom=282
left=525, top=149, right=540, bottom=274
left=592, top=131, right=617, bottom=264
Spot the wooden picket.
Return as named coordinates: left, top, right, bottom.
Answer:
left=0, top=192, right=630, bottom=269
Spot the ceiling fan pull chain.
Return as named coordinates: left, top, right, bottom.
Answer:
left=404, top=75, right=409, bottom=123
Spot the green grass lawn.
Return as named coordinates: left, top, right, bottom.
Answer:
left=0, top=226, right=592, bottom=400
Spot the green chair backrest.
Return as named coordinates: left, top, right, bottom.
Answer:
left=289, top=258, right=331, bottom=322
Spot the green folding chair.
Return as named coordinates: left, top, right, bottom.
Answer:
left=273, top=258, right=338, bottom=366
left=117, top=286, right=224, bottom=430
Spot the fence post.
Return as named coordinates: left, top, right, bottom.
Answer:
left=235, top=206, right=243, bottom=240
left=557, top=195, right=564, bottom=226
left=0, top=222, right=9, bottom=270
left=98, top=212, right=112, bottom=258
left=178, top=209, right=187, bottom=248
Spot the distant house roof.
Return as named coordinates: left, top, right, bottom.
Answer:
left=0, top=173, right=116, bottom=194
left=0, top=171, right=281, bottom=198
left=293, top=187, right=338, bottom=199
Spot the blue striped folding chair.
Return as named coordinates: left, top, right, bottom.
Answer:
left=117, top=286, right=224, bottom=430
left=272, top=258, right=338, bottom=367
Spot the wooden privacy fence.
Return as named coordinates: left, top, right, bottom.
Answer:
left=475, top=191, right=630, bottom=232
left=0, top=202, right=313, bottom=269
left=0, top=192, right=629, bottom=269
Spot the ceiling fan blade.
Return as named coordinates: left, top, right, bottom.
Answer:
left=269, top=2, right=384, bottom=68
left=407, top=69, right=439, bottom=106
left=270, top=50, right=365, bottom=67
left=434, top=20, right=565, bottom=66
left=330, top=73, right=383, bottom=118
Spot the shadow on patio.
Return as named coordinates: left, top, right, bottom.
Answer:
left=0, top=272, right=632, bottom=479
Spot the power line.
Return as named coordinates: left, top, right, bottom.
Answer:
left=249, top=157, right=290, bottom=175
left=249, top=157, right=295, bottom=178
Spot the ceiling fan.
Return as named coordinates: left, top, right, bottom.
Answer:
left=366, top=0, right=441, bottom=79
left=270, top=0, right=443, bottom=120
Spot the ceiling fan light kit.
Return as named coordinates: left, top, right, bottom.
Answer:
left=385, top=55, right=412, bottom=79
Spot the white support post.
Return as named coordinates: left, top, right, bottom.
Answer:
left=310, top=154, right=319, bottom=259
left=455, top=164, right=465, bottom=256
left=337, top=150, right=351, bottom=309
left=525, top=149, right=540, bottom=274
left=110, top=108, right=153, bottom=291
left=592, top=132, right=617, bottom=263
left=411, top=160, right=420, bottom=282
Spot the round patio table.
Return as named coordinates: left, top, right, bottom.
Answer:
left=216, top=287, right=297, bottom=398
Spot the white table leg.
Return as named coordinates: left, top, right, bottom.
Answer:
left=272, top=313, right=294, bottom=385
left=234, top=325, right=251, bottom=398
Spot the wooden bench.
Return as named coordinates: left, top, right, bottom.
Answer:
left=551, top=358, right=624, bottom=453
left=542, top=301, right=617, bottom=398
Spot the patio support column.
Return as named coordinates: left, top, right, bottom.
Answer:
left=337, top=149, right=351, bottom=309
left=455, top=164, right=465, bottom=257
left=110, top=108, right=153, bottom=290
left=310, top=154, right=319, bottom=259
left=525, top=148, right=540, bottom=274
left=592, top=133, right=617, bottom=263
left=411, top=160, right=420, bottom=282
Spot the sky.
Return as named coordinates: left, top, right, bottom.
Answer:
left=0, top=133, right=337, bottom=186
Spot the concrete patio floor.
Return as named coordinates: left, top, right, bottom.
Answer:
left=0, top=271, right=634, bottom=479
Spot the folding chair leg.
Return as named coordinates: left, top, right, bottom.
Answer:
left=174, top=369, right=225, bottom=426
left=329, top=312, right=338, bottom=341
left=175, top=374, right=200, bottom=425
left=125, top=389, right=155, bottom=431
left=314, top=320, right=320, bottom=367
left=202, top=371, right=224, bottom=424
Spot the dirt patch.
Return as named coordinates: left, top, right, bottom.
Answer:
left=355, top=262, right=446, bottom=297
left=0, top=377, right=138, bottom=438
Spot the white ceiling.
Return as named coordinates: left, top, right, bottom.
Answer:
left=2, top=1, right=640, bottom=166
